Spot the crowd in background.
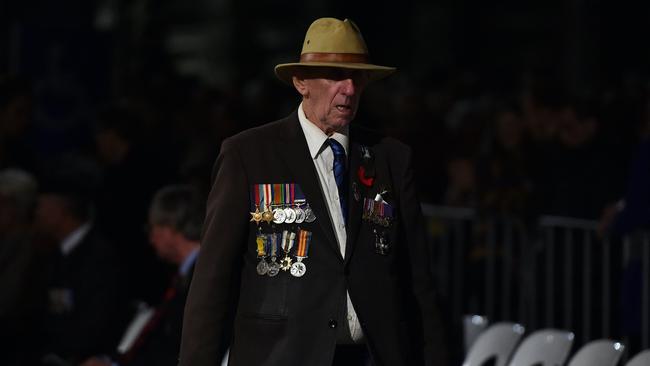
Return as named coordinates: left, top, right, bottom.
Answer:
left=3, top=1, right=650, bottom=364
left=1, top=62, right=650, bottom=364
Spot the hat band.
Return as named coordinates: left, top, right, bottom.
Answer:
left=300, top=52, right=369, bottom=64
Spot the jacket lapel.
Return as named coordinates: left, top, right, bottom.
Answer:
left=276, top=113, right=341, bottom=260
left=345, top=140, right=363, bottom=264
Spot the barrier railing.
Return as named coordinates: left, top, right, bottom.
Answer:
left=422, top=204, right=650, bottom=361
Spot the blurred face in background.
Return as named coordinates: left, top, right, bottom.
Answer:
left=33, top=194, right=68, bottom=242
left=95, top=129, right=129, bottom=165
left=148, top=223, right=178, bottom=264
left=558, top=107, right=597, bottom=148
left=293, top=67, right=369, bottom=135
left=496, top=110, right=524, bottom=151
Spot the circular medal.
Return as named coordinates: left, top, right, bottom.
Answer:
left=294, top=207, right=305, bottom=223
left=267, top=262, right=280, bottom=277
left=290, top=261, right=306, bottom=277
left=283, top=207, right=296, bottom=224
left=273, top=208, right=286, bottom=224
left=256, top=260, right=269, bottom=275
left=304, top=206, right=316, bottom=223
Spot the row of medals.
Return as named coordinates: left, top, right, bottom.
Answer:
left=256, top=231, right=307, bottom=278
left=251, top=203, right=316, bottom=225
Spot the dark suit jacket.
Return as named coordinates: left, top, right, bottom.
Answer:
left=180, top=111, right=447, bottom=366
left=125, top=266, right=194, bottom=366
left=37, top=227, right=126, bottom=364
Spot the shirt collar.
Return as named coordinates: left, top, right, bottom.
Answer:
left=179, top=247, right=200, bottom=277
left=60, top=222, right=92, bottom=256
left=298, top=103, right=349, bottom=159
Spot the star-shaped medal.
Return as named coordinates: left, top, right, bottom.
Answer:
left=262, top=205, right=274, bottom=224
left=280, top=255, right=293, bottom=271
left=250, top=206, right=262, bottom=224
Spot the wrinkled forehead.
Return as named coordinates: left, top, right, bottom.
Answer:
left=293, top=66, right=369, bottom=82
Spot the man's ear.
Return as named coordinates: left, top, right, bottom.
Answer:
left=293, top=76, right=308, bottom=97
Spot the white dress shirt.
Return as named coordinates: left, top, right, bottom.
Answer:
left=297, top=103, right=364, bottom=343
left=60, top=222, right=92, bottom=256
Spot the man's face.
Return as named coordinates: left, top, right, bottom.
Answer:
left=294, top=67, right=369, bottom=135
left=34, top=194, right=67, bottom=239
left=148, top=224, right=178, bottom=263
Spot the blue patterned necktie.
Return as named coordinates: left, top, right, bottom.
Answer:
left=327, top=138, right=348, bottom=222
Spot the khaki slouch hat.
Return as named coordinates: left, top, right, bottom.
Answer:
left=274, top=17, right=396, bottom=84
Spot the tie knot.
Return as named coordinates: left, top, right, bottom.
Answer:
left=327, top=138, right=346, bottom=158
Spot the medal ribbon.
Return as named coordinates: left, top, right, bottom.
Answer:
left=282, top=230, right=295, bottom=252
left=260, top=184, right=269, bottom=207
left=256, top=234, right=266, bottom=257
left=270, top=233, right=277, bottom=257
left=295, top=185, right=305, bottom=201
left=265, top=234, right=272, bottom=257
left=297, top=229, right=312, bottom=257
left=252, top=184, right=260, bottom=209
left=273, top=184, right=282, bottom=207
left=383, top=202, right=393, bottom=218
left=364, top=198, right=374, bottom=217
left=282, top=183, right=291, bottom=207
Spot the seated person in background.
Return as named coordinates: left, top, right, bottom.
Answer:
left=30, top=157, right=126, bottom=366
left=0, top=169, right=38, bottom=365
left=82, top=184, right=203, bottom=366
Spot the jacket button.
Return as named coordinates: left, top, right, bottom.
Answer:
left=328, top=319, right=337, bottom=328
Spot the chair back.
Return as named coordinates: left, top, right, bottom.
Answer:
left=626, top=349, right=650, bottom=366
left=463, top=322, right=525, bottom=366
left=567, top=339, right=624, bottom=366
left=507, top=328, right=574, bottom=366
left=463, top=314, right=489, bottom=353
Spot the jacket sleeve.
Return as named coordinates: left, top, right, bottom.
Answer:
left=391, top=144, right=450, bottom=366
left=179, top=138, right=249, bottom=365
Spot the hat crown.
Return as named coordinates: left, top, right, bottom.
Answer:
left=301, top=18, right=368, bottom=55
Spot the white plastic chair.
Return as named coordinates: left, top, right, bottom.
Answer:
left=626, top=349, right=650, bottom=366
left=567, top=339, right=625, bottom=366
left=507, top=328, right=574, bottom=366
left=463, top=322, right=525, bottom=366
left=463, top=314, right=490, bottom=353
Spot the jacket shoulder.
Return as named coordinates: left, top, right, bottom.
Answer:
left=352, top=124, right=412, bottom=156
left=222, top=113, right=296, bottom=150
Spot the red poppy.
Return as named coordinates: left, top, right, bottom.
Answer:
left=357, top=165, right=374, bottom=187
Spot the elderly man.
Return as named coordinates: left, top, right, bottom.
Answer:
left=180, top=17, right=448, bottom=366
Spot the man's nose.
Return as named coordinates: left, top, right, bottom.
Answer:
left=341, top=78, right=356, bottom=96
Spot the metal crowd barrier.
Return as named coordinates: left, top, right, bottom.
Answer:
left=421, top=204, right=650, bottom=359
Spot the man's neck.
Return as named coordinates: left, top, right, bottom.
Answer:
left=175, top=239, right=200, bottom=266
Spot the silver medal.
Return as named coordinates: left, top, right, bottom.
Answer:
left=273, top=208, right=286, bottom=224
left=267, top=261, right=280, bottom=277
left=290, top=261, right=306, bottom=277
left=304, top=205, right=316, bottom=223
left=284, top=207, right=297, bottom=224
left=256, top=260, right=269, bottom=275
left=294, top=206, right=305, bottom=223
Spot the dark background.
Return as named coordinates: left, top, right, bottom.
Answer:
left=2, top=0, right=650, bottom=213
left=2, top=1, right=650, bottom=364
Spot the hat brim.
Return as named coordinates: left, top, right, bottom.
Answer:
left=274, top=62, right=396, bottom=85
